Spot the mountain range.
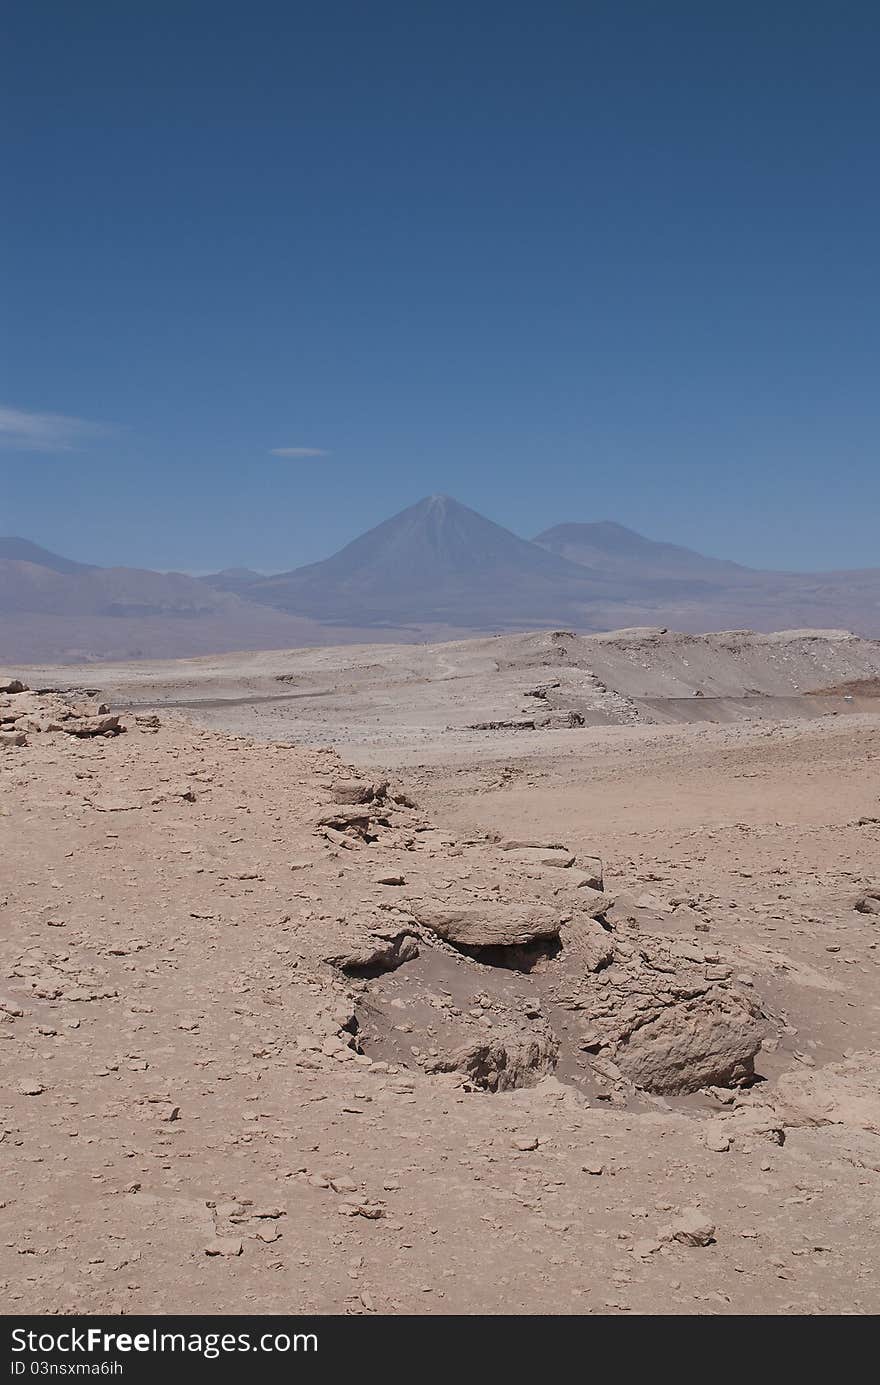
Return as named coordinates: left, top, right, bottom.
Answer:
left=2, top=495, right=878, bottom=663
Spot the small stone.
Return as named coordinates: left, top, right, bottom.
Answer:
left=576, top=855, right=604, bottom=891
left=667, top=1209, right=716, bottom=1247
left=17, top=1078, right=45, bottom=1096
left=512, top=1135, right=539, bottom=1152
left=337, top=1200, right=384, bottom=1219
left=204, top=1237, right=243, bottom=1257
left=214, top=1201, right=244, bottom=1220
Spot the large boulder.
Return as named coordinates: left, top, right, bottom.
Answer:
left=558, top=917, right=615, bottom=972
left=610, top=988, right=764, bottom=1094
left=330, top=778, right=388, bottom=805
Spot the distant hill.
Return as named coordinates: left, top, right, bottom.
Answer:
left=0, top=547, right=336, bottom=663
left=0, top=557, right=244, bottom=619
left=533, top=521, right=748, bottom=580
left=199, top=567, right=264, bottom=595
left=0, top=536, right=94, bottom=576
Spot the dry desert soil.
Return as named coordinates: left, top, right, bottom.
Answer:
left=2, top=627, right=880, bottom=1316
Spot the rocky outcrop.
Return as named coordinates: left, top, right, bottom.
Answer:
left=425, top=1034, right=559, bottom=1091
left=322, top=818, right=766, bottom=1095
left=549, top=904, right=766, bottom=1093
left=0, top=683, right=125, bottom=739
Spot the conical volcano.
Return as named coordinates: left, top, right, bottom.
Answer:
left=245, top=494, right=605, bottom=626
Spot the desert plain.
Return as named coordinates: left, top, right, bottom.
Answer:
left=2, top=626, right=879, bottom=1315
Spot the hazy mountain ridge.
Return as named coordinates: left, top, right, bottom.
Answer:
left=0, top=557, right=242, bottom=618
left=197, top=567, right=265, bottom=596
left=2, top=496, right=880, bottom=663
left=0, top=537, right=95, bottom=576
left=0, top=543, right=333, bottom=662
left=533, top=521, right=751, bottom=579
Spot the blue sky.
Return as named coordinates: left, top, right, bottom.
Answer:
left=2, top=1, right=878, bottom=573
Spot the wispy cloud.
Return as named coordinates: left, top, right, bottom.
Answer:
left=0, top=404, right=116, bottom=453
left=269, top=446, right=329, bottom=458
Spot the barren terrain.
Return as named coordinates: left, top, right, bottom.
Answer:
left=2, top=627, right=879, bottom=1315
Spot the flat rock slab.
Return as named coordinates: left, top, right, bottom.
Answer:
left=409, top=899, right=563, bottom=947
left=503, top=846, right=576, bottom=869
left=324, top=930, right=419, bottom=974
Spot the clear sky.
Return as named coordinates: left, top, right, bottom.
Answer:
left=2, top=1, right=878, bottom=573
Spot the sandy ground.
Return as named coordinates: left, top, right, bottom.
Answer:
left=23, top=625, right=880, bottom=754
left=2, top=629, right=880, bottom=1315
